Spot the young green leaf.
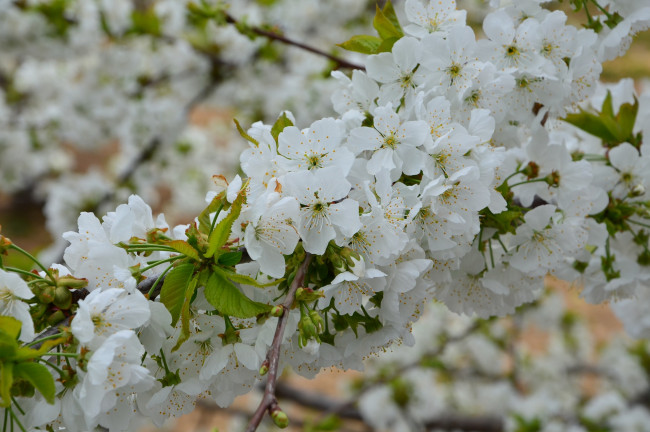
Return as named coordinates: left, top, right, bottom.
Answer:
left=172, top=277, right=199, bottom=351
left=337, top=35, right=382, bottom=54
left=0, top=316, right=21, bottom=341
left=233, top=118, right=259, bottom=147
left=164, top=240, right=201, bottom=261
left=14, top=362, right=56, bottom=404
left=0, top=362, right=13, bottom=407
left=198, top=191, right=225, bottom=235
left=217, top=250, right=243, bottom=267
left=214, top=266, right=282, bottom=288
left=381, top=1, right=403, bottom=35
left=160, top=263, right=196, bottom=326
left=373, top=4, right=403, bottom=40
left=203, top=271, right=272, bottom=318
left=270, top=112, right=294, bottom=144
left=205, top=190, right=245, bottom=258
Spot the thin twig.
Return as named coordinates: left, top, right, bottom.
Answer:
left=224, top=13, right=365, bottom=71
left=245, top=252, right=313, bottom=432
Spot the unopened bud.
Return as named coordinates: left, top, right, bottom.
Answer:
left=259, top=360, right=269, bottom=376
left=295, top=287, right=324, bottom=302
left=47, top=310, right=66, bottom=326
left=53, top=286, right=72, bottom=309
left=631, top=184, right=646, bottom=197
left=309, top=310, right=324, bottom=333
left=38, top=286, right=55, bottom=304
left=271, top=408, right=289, bottom=428
left=270, top=305, right=284, bottom=317
left=57, top=276, right=88, bottom=289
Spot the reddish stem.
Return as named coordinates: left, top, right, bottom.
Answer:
left=245, top=252, right=313, bottom=432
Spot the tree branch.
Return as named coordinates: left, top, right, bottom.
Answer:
left=224, top=13, right=365, bottom=71
left=245, top=252, right=313, bottom=432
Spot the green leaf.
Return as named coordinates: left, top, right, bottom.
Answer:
left=164, top=240, right=201, bottom=261
left=373, top=4, right=403, bottom=40
left=337, top=35, right=381, bottom=54
left=601, top=90, right=614, bottom=119
left=233, top=118, right=259, bottom=147
left=0, top=334, right=18, bottom=360
left=270, top=112, right=294, bottom=144
left=0, top=361, right=13, bottom=407
left=563, top=110, right=619, bottom=143
left=198, top=191, right=225, bottom=235
left=203, top=272, right=272, bottom=318
left=381, top=1, right=402, bottom=35
left=617, top=98, right=639, bottom=143
left=14, top=362, right=56, bottom=404
left=377, top=36, right=400, bottom=53
left=160, top=263, right=196, bottom=326
left=205, top=190, right=245, bottom=259
left=218, top=251, right=243, bottom=266
left=172, top=277, right=199, bottom=352
left=0, top=316, right=21, bottom=341
left=214, top=266, right=282, bottom=288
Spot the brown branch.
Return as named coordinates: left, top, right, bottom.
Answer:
left=224, top=13, right=365, bottom=71
left=245, top=252, right=313, bottom=432
left=274, top=381, right=504, bottom=432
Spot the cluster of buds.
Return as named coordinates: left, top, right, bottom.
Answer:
left=30, top=268, right=87, bottom=331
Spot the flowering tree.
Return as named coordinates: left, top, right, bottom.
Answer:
left=1, top=0, right=650, bottom=431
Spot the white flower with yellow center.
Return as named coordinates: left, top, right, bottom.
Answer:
left=283, top=167, right=361, bottom=255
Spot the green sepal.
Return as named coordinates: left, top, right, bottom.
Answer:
left=203, top=271, right=272, bottom=319
left=205, top=188, right=246, bottom=259
left=234, top=118, right=259, bottom=147
left=337, top=35, right=382, bottom=54
left=159, top=263, right=196, bottom=326
left=270, top=112, right=294, bottom=144
left=14, top=362, right=56, bottom=404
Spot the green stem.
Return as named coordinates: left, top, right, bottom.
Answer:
left=26, top=332, right=64, bottom=348
left=38, top=358, right=65, bottom=376
left=125, top=245, right=178, bottom=253
left=4, top=267, right=51, bottom=283
left=628, top=219, right=650, bottom=229
left=148, top=263, right=174, bottom=298
left=508, top=178, right=549, bottom=189
left=488, top=239, right=495, bottom=268
left=46, top=352, right=77, bottom=358
left=159, top=349, right=170, bottom=374
left=8, top=244, right=53, bottom=281
left=590, top=0, right=613, bottom=19
left=9, top=398, right=24, bottom=417
left=8, top=408, right=26, bottom=432
left=139, top=255, right=183, bottom=273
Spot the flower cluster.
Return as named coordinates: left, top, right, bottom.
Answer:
left=1, top=0, right=650, bottom=431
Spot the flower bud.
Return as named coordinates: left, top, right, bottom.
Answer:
left=38, top=286, right=56, bottom=304
left=57, top=275, right=88, bottom=289
left=271, top=408, right=289, bottom=428
left=259, top=360, right=269, bottom=376
left=270, top=305, right=284, bottom=317
left=631, top=184, right=646, bottom=197
left=53, top=286, right=72, bottom=309
left=309, top=310, right=324, bottom=333
left=299, top=315, right=318, bottom=340
left=295, top=287, right=324, bottom=302
left=47, top=310, right=66, bottom=326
